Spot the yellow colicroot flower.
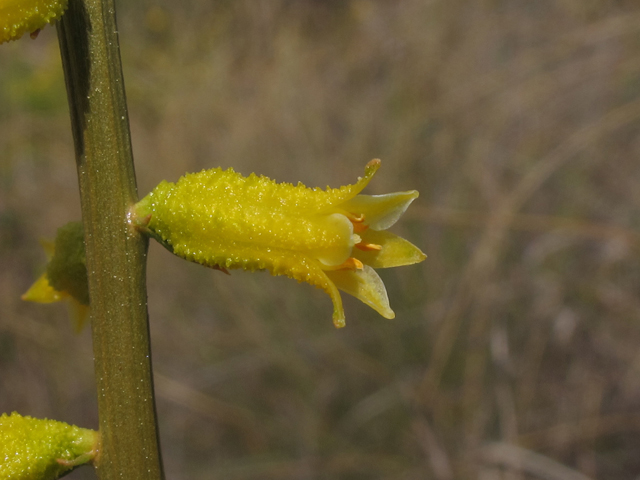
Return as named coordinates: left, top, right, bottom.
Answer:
left=133, top=159, right=426, bottom=327
left=0, top=412, right=99, bottom=480
left=0, top=0, right=68, bottom=44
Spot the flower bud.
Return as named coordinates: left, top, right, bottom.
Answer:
left=22, top=222, right=89, bottom=332
left=0, top=412, right=99, bottom=480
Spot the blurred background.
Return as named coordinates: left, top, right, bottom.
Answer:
left=2, top=1, right=640, bottom=478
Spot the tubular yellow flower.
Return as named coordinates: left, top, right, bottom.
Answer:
left=22, top=222, right=90, bottom=332
left=133, top=160, right=426, bottom=327
left=0, top=412, right=99, bottom=480
left=0, top=0, right=68, bottom=44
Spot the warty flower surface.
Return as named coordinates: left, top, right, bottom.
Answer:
left=0, top=0, right=68, bottom=44
left=133, top=159, right=425, bottom=327
left=0, top=412, right=98, bottom=480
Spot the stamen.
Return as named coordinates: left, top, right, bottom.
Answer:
left=344, top=212, right=369, bottom=232
left=355, top=242, right=382, bottom=252
left=352, top=222, right=369, bottom=233
left=347, top=212, right=365, bottom=223
left=337, top=257, right=364, bottom=270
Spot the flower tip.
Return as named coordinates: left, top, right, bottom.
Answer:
left=365, top=158, right=382, bottom=175
left=367, top=158, right=381, bottom=168
left=22, top=274, right=64, bottom=303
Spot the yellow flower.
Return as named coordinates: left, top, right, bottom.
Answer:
left=0, top=412, right=99, bottom=480
left=133, top=160, right=425, bottom=327
left=0, top=0, right=68, bottom=44
left=22, top=222, right=90, bottom=333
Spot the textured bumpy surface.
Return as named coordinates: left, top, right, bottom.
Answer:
left=0, top=412, right=98, bottom=480
left=136, top=161, right=379, bottom=272
left=134, top=160, right=426, bottom=327
left=0, top=0, right=69, bottom=44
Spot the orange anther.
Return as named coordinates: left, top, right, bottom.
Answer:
left=355, top=242, right=382, bottom=252
left=352, top=222, right=369, bottom=233
left=345, top=212, right=365, bottom=223
left=337, top=257, right=364, bottom=270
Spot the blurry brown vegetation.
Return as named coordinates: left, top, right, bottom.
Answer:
left=2, top=1, right=640, bottom=478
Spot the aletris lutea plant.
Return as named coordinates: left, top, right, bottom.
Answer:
left=4, top=0, right=426, bottom=478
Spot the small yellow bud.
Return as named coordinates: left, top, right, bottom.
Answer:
left=0, top=412, right=99, bottom=480
left=22, top=222, right=89, bottom=332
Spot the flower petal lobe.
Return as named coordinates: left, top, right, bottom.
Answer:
left=325, top=265, right=395, bottom=319
left=354, top=230, right=426, bottom=268
left=339, top=190, right=419, bottom=230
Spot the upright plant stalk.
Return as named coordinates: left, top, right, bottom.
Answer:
left=56, top=0, right=164, bottom=478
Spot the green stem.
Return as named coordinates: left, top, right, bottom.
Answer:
left=56, top=0, right=164, bottom=478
